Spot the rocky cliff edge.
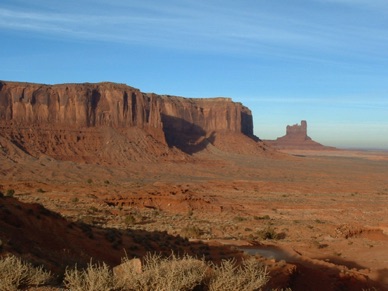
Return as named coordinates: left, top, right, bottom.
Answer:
left=0, top=81, right=264, bottom=162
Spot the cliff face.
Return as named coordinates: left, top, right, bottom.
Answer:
left=0, top=82, right=161, bottom=128
left=0, top=81, right=257, bottom=161
left=159, top=95, right=253, bottom=135
left=157, top=95, right=253, bottom=151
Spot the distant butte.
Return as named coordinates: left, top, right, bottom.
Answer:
left=265, top=120, right=335, bottom=150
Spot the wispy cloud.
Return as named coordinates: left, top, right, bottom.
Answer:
left=243, top=95, right=388, bottom=109
left=1, top=0, right=388, bottom=62
left=314, top=0, right=388, bottom=10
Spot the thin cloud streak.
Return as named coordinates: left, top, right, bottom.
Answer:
left=243, top=96, right=388, bottom=108
left=314, top=0, right=388, bottom=10
left=1, top=2, right=387, bottom=61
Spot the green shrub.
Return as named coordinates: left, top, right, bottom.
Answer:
left=124, top=214, right=136, bottom=226
left=256, top=226, right=280, bottom=240
left=6, top=189, right=15, bottom=197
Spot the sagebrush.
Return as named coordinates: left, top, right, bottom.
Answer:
left=207, top=257, right=269, bottom=291
left=64, top=253, right=269, bottom=291
left=0, top=253, right=269, bottom=290
left=0, top=255, right=52, bottom=291
left=64, top=260, right=114, bottom=291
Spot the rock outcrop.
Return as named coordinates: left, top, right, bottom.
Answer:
left=0, top=81, right=162, bottom=128
left=0, top=81, right=260, bottom=162
left=265, top=120, right=334, bottom=150
left=286, top=120, right=308, bottom=139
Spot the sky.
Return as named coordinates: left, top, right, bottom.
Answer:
left=1, top=0, right=388, bottom=149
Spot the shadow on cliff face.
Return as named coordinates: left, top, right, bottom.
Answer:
left=241, top=111, right=253, bottom=137
left=161, top=114, right=216, bottom=155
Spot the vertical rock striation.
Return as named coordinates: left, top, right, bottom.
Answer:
left=0, top=82, right=162, bottom=129
left=0, top=81, right=259, bottom=160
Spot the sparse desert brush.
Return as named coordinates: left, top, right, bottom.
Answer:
left=64, top=260, right=115, bottom=291
left=89, top=206, right=98, bottom=212
left=233, top=216, right=247, bottom=222
left=0, top=254, right=52, bottom=291
left=254, top=215, right=271, bottom=220
left=5, top=189, right=15, bottom=197
left=0, top=252, right=272, bottom=291
left=206, top=257, right=269, bottom=291
left=256, top=226, right=282, bottom=240
left=181, top=225, right=202, bottom=238
left=115, top=253, right=208, bottom=291
left=124, top=214, right=136, bottom=226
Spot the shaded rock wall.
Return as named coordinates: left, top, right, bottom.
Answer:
left=159, top=95, right=253, bottom=135
left=156, top=95, right=253, bottom=151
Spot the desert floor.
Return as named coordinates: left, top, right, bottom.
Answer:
left=1, top=146, right=388, bottom=290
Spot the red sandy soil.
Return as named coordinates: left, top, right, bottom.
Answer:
left=1, top=141, right=388, bottom=290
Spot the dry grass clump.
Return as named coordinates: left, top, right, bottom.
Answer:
left=207, top=257, right=269, bottom=291
left=63, top=253, right=269, bottom=291
left=64, top=260, right=115, bottom=291
left=115, top=253, right=207, bottom=291
left=0, top=254, right=52, bottom=291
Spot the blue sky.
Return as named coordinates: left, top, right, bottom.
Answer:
left=1, top=0, right=388, bottom=149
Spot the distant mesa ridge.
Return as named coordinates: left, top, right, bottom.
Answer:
left=266, top=120, right=335, bottom=150
left=0, top=81, right=266, bottom=162
left=0, top=81, right=251, bottom=132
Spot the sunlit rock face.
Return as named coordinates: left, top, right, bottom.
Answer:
left=0, top=81, right=256, bottom=160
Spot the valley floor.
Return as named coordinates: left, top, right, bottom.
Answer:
left=1, top=147, right=388, bottom=290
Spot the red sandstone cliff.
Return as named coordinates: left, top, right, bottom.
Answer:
left=0, top=81, right=261, bottom=162
left=0, top=82, right=161, bottom=128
